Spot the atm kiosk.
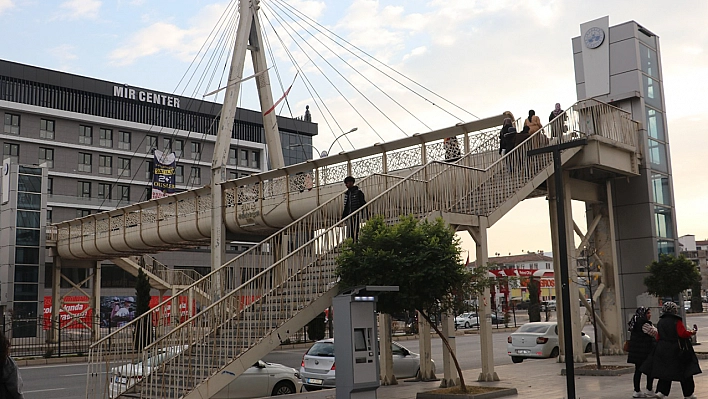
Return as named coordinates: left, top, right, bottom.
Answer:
left=333, top=286, right=398, bottom=399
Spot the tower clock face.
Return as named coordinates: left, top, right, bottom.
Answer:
left=584, top=27, right=605, bottom=49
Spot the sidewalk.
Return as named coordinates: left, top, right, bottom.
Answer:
left=294, top=355, right=708, bottom=399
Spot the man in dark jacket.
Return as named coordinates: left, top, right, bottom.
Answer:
left=342, top=176, right=366, bottom=240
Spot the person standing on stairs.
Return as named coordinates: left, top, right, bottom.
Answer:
left=342, top=176, right=366, bottom=241
left=524, top=109, right=543, bottom=135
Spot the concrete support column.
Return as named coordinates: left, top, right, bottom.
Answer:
left=378, top=313, right=397, bottom=385
left=467, top=219, right=499, bottom=382
left=440, top=313, right=458, bottom=387
left=417, top=310, right=436, bottom=380
left=589, top=181, right=623, bottom=353
left=49, top=257, right=62, bottom=343
left=91, top=261, right=102, bottom=341
left=548, top=173, right=586, bottom=362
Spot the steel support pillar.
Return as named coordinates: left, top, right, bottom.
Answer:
left=378, top=313, right=397, bottom=385
left=49, top=256, right=62, bottom=343
left=91, top=261, right=102, bottom=341
left=467, top=218, right=498, bottom=382
left=417, top=310, right=436, bottom=380
left=548, top=172, right=586, bottom=363
left=439, top=313, right=458, bottom=387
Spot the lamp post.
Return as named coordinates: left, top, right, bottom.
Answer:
left=320, top=127, right=358, bottom=157
left=287, top=143, right=322, bottom=159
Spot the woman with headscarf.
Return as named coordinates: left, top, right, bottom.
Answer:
left=641, top=301, right=701, bottom=399
left=0, top=332, right=24, bottom=398
left=524, top=110, right=543, bottom=135
left=627, top=307, right=658, bottom=398
left=548, top=103, right=567, bottom=138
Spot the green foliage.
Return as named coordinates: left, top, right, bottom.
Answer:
left=527, top=277, right=541, bottom=322
left=644, top=254, right=701, bottom=298
left=336, top=215, right=491, bottom=317
left=134, top=268, right=154, bottom=351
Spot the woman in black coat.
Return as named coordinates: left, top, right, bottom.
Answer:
left=641, top=301, right=701, bottom=399
left=626, top=307, right=657, bottom=398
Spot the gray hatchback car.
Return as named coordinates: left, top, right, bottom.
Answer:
left=300, top=338, right=433, bottom=390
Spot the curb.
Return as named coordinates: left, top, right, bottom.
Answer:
left=561, top=366, right=633, bottom=376
left=417, top=388, right=518, bottom=399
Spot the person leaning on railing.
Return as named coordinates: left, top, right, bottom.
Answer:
left=0, top=331, right=24, bottom=399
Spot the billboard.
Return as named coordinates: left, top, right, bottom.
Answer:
left=152, top=149, right=176, bottom=199
left=43, top=296, right=93, bottom=329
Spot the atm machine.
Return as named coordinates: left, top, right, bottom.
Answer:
left=333, top=286, right=398, bottom=399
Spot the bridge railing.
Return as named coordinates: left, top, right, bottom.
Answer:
left=55, top=115, right=504, bottom=259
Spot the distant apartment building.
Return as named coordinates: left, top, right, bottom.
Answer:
left=679, top=235, right=708, bottom=294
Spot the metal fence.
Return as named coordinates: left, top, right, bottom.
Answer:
left=3, top=316, right=100, bottom=358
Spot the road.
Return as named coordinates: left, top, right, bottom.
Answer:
left=21, top=313, right=708, bottom=398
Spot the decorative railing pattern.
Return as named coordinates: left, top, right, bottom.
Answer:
left=85, top=100, right=638, bottom=399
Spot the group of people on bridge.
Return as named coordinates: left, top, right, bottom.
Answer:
left=498, top=104, right=568, bottom=158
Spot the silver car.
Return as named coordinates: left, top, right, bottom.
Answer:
left=507, top=322, right=593, bottom=363
left=299, top=338, right=434, bottom=390
left=109, top=346, right=301, bottom=399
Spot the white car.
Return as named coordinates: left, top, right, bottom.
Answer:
left=454, top=312, right=479, bottom=329
left=109, top=346, right=301, bottom=399
left=299, top=338, right=434, bottom=390
left=507, top=322, right=593, bottom=363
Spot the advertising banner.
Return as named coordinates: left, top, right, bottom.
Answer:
left=152, top=149, right=176, bottom=199
left=42, top=296, right=93, bottom=330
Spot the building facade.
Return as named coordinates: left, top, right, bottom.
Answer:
left=0, top=59, right=317, bottom=319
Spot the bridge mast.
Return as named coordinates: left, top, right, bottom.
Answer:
left=211, top=0, right=284, bottom=275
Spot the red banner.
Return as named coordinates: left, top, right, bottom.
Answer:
left=43, top=296, right=93, bottom=330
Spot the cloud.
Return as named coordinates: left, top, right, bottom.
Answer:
left=50, top=44, right=78, bottom=61
left=0, top=0, right=14, bottom=15
left=55, top=0, right=101, bottom=20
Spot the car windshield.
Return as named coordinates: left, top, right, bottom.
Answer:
left=307, top=342, right=334, bottom=357
left=517, top=324, right=550, bottom=333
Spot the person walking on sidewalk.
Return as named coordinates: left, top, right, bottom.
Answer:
left=627, top=307, right=658, bottom=398
left=0, top=332, right=25, bottom=399
left=641, top=301, right=701, bottom=399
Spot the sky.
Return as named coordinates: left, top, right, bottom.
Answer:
left=1, top=0, right=707, bottom=258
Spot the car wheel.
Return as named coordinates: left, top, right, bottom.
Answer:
left=272, top=381, right=296, bottom=396
left=464, top=322, right=470, bottom=329
left=511, top=356, right=524, bottom=363
left=550, top=347, right=559, bottom=358
left=585, top=343, right=592, bottom=353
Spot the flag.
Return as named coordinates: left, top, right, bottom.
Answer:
left=264, top=72, right=299, bottom=116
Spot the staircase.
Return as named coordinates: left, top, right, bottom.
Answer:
left=111, top=255, right=202, bottom=291
left=86, top=100, right=639, bottom=399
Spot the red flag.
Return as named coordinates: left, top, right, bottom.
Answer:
left=264, top=72, right=299, bottom=116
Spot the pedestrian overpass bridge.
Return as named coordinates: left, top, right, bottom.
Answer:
left=54, top=100, right=640, bottom=398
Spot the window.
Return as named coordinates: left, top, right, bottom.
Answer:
left=79, top=125, right=93, bottom=145
left=99, top=155, right=112, bottom=174
left=652, top=174, right=671, bottom=206
left=648, top=139, right=668, bottom=173
left=4, top=113, right=20, bottom=134
left=239, top=149, right=248, bottom=167
left=118, top=158, right=131, bottom=177
left=146, top=135, right=157, bottom=153
left=78, top=152, right=92, bottom=172
left=229, top=148, right=237, bottom=165
left=78, top=181, right=91, bottom=198
left=173, top=139, right=184, bottom=157
left=118, top=185, right=130, bottom=201
left=3, top=143, right=19, bottom=163
left=146, top=161, right=153, bottom=180
left=99, top=128, right=113, bottom=147
left=643, top=75, right=663, bottom=109
left=46, top=209, right=52, bottom=223
left=175, top=165, right=184, bottom=183
left=39, top=148, right=54, bottom=168
left=190, top=167, right=201, bottom=185
left=98, top=183, right=112, bottom=199
left=229, top=171, right=238, bottom=180
left=40, top=119, right=55, bottom=139
left=646, top=108, right=665, bottom=141
left=118, top=131, right=131, bottom=150
left=639, top=43, right=659, bottom=79
left=191, top=142, right=201, bottom=160
left=654, top=206, right=674, bottom=239
left=657, top=239, right=675, bottom=256
left=250, top=150, right=260, bottom=169
left=47, top=177, right=53, bottom=195
left=163, top=137, right=172, bottom=151
left=77, top=209, right=91, bottom=218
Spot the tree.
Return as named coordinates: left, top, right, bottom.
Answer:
left=644, top=254, right=701, bottom=299
left=134, top=268, right=154, bottom=351
left=336, top=215, right=491, bottom=392
left=527, top=277, right=541, bottom=322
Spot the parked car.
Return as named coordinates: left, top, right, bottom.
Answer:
left=109, top=346, right=301, bottom=399
left=545, top=300, right=557, bottom=311
left=454, top=313, right=503, bottom=329
left=507, top=322, right=593, bottom=363
left=300, top=338, right=434, bottom=390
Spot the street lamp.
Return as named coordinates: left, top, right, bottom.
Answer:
left=320, top=127, right=358, bottom=157
left=287, top=143, right=322, bottom=159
